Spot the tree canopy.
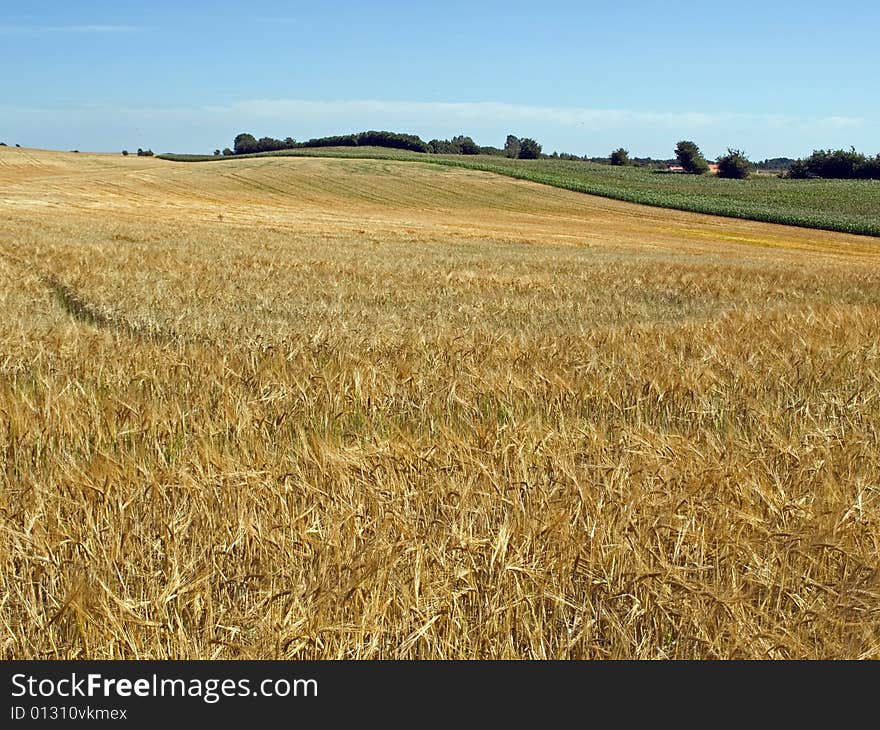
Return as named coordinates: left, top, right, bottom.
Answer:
left=610, top=148, right=629, bottom=166
left=518, top=138, right=542, bottom=159
left=233, top=133, right=259, bottom=155
left=504, top=135, right=521, bottom=158
left=225, top=130, right=551, bottom=158
left=716, top=149, right=752, bottom=179
left=675, top=140, right=710, bottom=174
left=786, top=148, right=880, bottom=180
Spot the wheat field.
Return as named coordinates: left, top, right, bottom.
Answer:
left=1, top=146, right=879, bottom=659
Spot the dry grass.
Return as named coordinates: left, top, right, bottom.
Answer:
left=1, top=146, right=880, bottom=659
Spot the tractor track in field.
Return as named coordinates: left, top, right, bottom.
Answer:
left=40, top=274, right=184, bottom=343
left=0, top=242, right=175, bottom=343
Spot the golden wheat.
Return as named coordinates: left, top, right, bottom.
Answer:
left=1, top=146, right=879, bottom=659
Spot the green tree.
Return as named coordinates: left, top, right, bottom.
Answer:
left=257, top=136, right=285, bottom=152
left=233, top=133, right=258, bottom=155
left=518, top=138, right=542, bottom=159
left=675, top=140, right=709, bottom=174
left=451, top=135, right=480, bottom=155
left=428, top=138, right=456, bottom=154
left=716, top=149, right=751, bottom=179
left=504, top=135, right=521, bottom=158
left=856, top=154, right=880, bottom=180
left=788, top=147, right=871, bottom=179
left=786, top=159, right=810, bottom=178
left=121, top=150, right=129, bottom=156
left=610, top=148, right=629, bottom=166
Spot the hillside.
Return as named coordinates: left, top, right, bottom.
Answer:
left=160, top=146, right=880, bottom=237
left=2, top=147, right=880, bottom=659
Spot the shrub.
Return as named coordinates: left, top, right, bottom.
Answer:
left=716, top=149, right=752, bottom=179
left=122, top=150, right=129, bottom=156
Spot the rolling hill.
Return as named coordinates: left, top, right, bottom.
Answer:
left=2, top=146, right=879, bottom=659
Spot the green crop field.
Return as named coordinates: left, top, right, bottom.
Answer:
left=160, top=147, right=880, bottom=237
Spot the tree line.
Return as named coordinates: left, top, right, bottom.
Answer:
left=183, top=131, right=880, bottom=181
left=605, top=141, right=753, bottom=178
left=786, top=148, right=880, bottom=180
left=226, top=132, right=543, bottom=159
left=608, top=142, right=880, bottom=180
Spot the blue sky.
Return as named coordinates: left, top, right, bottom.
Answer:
left=1, top=0, right=877, bottom=158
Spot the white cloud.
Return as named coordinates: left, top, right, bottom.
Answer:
left=203, top=98, right=862, bottom=126
left=0, top=98, right=873, bottom=159
left=204, top=99, right=732, bottom=129
left=187, top=99, right=869, bottom=157
left=821, top=115, right=866, bottom=129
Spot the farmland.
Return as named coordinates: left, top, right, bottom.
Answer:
left=2, top=146, right=880, bottom=659
left=161, top=146, right=880, bottom=237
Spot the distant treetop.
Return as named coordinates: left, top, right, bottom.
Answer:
left=518, top=138, right=542, bottom=159
left=610, top=148, right=630, bottom=166
left=674, top=140, right=709, bottom=175
left=786, top=148, right=880, bottom=180
left=716, top=149, right=752, bottom=179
